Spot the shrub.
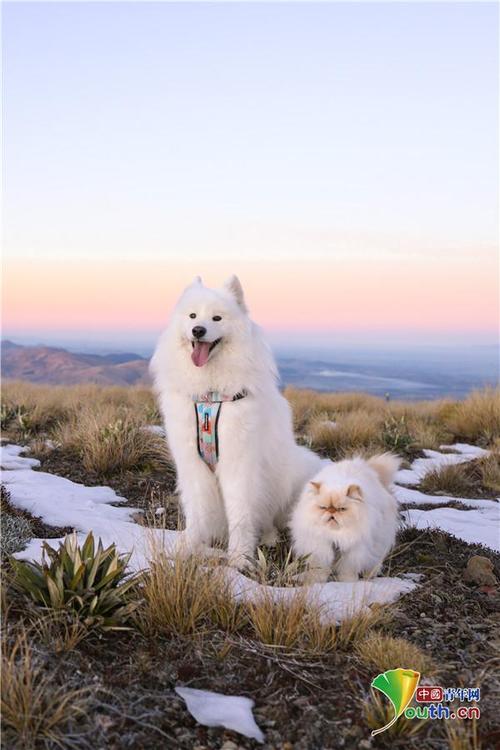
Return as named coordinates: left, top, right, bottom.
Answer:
left=11, top=532, right=140, bottom=630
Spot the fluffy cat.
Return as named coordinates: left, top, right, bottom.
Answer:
left=290, top=453, right=401, bottom=583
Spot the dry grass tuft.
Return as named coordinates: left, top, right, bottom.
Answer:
left=307, top=410, right=382, bottom=458
left=355, top=633, right=437, bottom=675
left=245, top=589, right=387, bottom=653
left=364, top=689, right=427, bottom=738
left=284, top=387, right=385, bottom=430
left=419, top=453, right=500, bottom=497
left=444, top=717, right=481, bottom=750
left=53, top=406, right=172, bottom=476
left=443, top=387, right=500, bottom=447
left=137, top=550, right=244, bottom=637
left=27, top=612, right=90, bottom=654
left=1, top=630, right=91, bottom=748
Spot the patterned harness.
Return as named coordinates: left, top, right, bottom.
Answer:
left=193, top=390, right=247, bottom=471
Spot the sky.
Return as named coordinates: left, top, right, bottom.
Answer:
left=2, top=1, right=499, bottom=351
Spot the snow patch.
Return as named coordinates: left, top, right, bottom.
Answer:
left=175, top=687, right=264, bottom=743
left=402, top=506, right=500, bottom=553
left=395, top=485, right=497, bottom=510
left=1, top=444, right=40, bottom=470
left=395, top=443, right=488, bottom=486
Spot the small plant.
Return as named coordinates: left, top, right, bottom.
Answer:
left=247, top=546, right=310, bottom=587
left=0, top=402, right=17, bottom=430
left=138, top=550, right=244, bottom=637
left=11, top=532, right=141, bottom=630
left=1, top=631, right=91, bottom=749
left=355, top=633, right=437, bottom=675
left=382, top=415, right=414, bottom=456
left=364, top=689, right=427, bottom=738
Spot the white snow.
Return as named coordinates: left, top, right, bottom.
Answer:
left=402, top=506, right=500, bottom=553
left=395, top=485, right=497, bottom=511
left=1, top=444, right=41, bottom=470
left=175, top=687, right=264, bottom=743
left=1, top=443, right=418, bottom=621
left=393, top=443, right=499, bottom=550
left=395, top=443, right=489, bottom=486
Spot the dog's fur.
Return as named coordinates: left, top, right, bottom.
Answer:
left=150, top=275, right=322, bottom=568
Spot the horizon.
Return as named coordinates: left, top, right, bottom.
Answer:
left=2, top=2, right=498, bottom=342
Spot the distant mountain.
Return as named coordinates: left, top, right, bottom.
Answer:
left=1, top=341, right=150, bottom=386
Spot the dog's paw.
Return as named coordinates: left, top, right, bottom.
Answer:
left=227, top=551, right=252, bottom=572
left=297, top=567, right=330, bottom=586
left=260, top=526, right=279, bottom=547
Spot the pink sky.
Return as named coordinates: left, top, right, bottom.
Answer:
left=3, top=256, right=497, bottom=340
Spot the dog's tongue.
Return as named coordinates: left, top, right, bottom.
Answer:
left=191, top=341, right=211, bottom=367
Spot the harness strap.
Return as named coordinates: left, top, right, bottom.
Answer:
left=193, top=390, right=247, bottom=471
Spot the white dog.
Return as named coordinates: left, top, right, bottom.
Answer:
left=150, top=275, right=322, bottom=568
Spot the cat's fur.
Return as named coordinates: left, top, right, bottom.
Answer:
left=290, top=453, right=401, bottom=583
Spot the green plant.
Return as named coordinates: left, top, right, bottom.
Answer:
left=382, top=415, right=414, bottom=455
left=11, top=532, right=141, bottom=630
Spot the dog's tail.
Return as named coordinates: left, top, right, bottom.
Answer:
left=367, top=453, right=402, bottom=488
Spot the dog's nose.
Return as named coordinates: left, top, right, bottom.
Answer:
left=192, top=326, right=207, bottom=339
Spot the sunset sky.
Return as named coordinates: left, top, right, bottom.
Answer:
left=2, top=1, right=498, bottom=350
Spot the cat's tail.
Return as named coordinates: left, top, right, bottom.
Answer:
left=367, top=453, right=402, bottom=488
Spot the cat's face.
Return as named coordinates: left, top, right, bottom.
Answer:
left=308, top=481, right=363, bottom=531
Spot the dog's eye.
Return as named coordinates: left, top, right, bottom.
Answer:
left=212, top=315, right=222, bottom=322
left=189, top=313, right=196, bottom=319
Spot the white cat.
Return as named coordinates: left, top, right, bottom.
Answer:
left=290, top=454, right=401, bottom=583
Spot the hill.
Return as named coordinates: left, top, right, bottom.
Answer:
left=1, top=341, right=150, bottom=386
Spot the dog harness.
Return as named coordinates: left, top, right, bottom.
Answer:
left=193, top=390, right=247, bottom=471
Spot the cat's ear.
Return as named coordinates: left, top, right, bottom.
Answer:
left=346, top=484, right=363, bottom=501
left=309, top=481, right=322, bottom=493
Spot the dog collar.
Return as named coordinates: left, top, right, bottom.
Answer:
left=192, top=390, right=248, bottom=470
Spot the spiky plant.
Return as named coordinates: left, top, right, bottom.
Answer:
left=11, top=532, right=141, bottom=630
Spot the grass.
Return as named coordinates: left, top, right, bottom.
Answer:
left=444, top=718, right=481, bottom=750
left=137, top=549, right=245, bottom=637
left=364, top=689, right=428, bottom=739
left=355, top=633, right=437, bottom=675
left=245, top=588, right=388, bottom=653
left=53, top=407, right=171, bottom=476
left=1, top=630, right=91, bottom=749
left=419, top=453, right=500, bottom=497
left=443, top=387, right=500, bottom=446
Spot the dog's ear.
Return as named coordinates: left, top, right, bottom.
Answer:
left=223, top=275, right=247, bottom=312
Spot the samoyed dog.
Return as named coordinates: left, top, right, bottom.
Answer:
left=150, top=275, right=322, bottom=568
